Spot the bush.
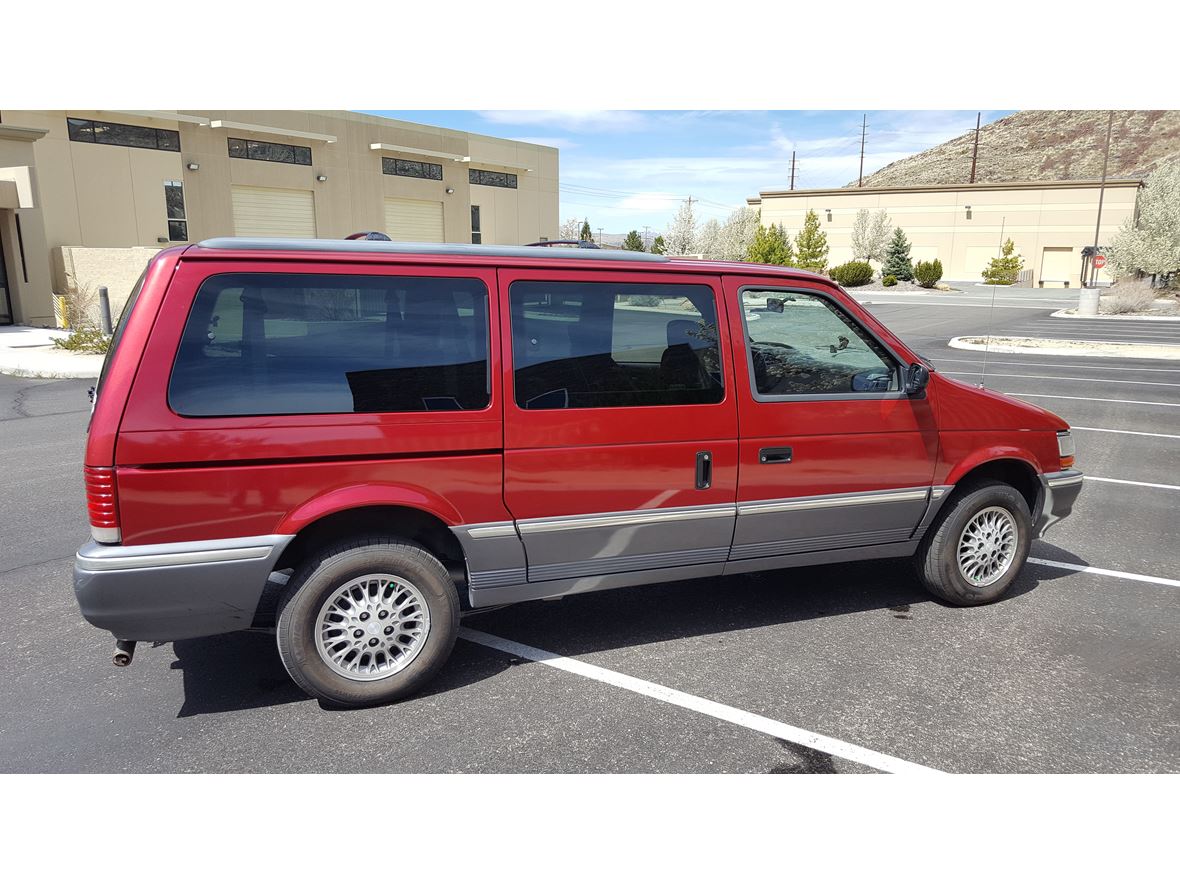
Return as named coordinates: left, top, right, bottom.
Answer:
left=914, top=259, right=943, bottom=288
left=52, top=327, right=111, bottom=354
left=1100, top=279, right=1161, bottom=315
left=882, top=275, right=898, bottom=287
left=828, top=260, right=874, bottom=287
left=982, top=238, right=1024, bottom=285
left=626, top=294, right=663, bottom=307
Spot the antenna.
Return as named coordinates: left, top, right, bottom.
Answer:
left=980, top=217, right=1006, bottom=388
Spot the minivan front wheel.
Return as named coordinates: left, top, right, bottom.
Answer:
left=915, top=482, right=1032, bottom=606
left=276, top=537, right=459, bottom=706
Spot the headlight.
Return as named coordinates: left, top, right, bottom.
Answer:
left=1057, top=430, right=1075, bottom=469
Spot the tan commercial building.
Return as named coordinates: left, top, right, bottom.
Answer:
left=0, top=110, right=559, bottom=325
left=748, top=179, right=1141, bottom=287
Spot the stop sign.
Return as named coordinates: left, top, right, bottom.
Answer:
left=1094, top=255, right=1107, bottom=269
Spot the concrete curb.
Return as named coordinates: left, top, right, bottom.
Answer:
left=948, top=335, right=1180, bottom=362
left=1049, top=308, right=1180, bottom=322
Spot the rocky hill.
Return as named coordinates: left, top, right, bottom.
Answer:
left=852, top=110, right=1180, bottom=188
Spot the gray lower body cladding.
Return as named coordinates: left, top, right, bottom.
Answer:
left=73, top=535, right=293, bottom=641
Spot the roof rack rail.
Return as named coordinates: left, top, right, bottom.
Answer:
left=524, top=239, right=600, bottom=249
left=195, top=237, right=671, bottom=262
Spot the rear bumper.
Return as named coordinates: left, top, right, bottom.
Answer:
left=1035, top=469, right=1083, bottom=537
left=73, top=534, right=293, bottom=641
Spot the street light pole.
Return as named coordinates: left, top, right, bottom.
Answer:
left=1090, top=111, right=1115, bottom=287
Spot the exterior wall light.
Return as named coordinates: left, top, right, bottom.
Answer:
left=186, top=162, right=199, bottom=171
left=316, top=174, right=327, bottom=182
left=825, top=209, right=832, bottom=222
left=445, top=187, right=455, bottom=194
left=965, top=205, right=972, bottom=220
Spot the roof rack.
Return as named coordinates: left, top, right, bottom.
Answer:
left=196, top=237, right=670, bottom=263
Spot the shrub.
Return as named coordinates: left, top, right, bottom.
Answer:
left=882, top=275, right=898, bottom=287
left=914, top=259, right=944, bottom=288
left=982, top=239, right=1024, bottom=285
left=1100, top=279, right=1160, bottom=315
left=53, top=327, right=111, bottom=354
left=828, top=260, right=874, bottom=287
left=626, top=294, right=663, bottom=307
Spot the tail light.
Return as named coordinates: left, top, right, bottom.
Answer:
left=84, top=466, right=121, bottom=544
left=1057, top=431, right=1075, bottom=470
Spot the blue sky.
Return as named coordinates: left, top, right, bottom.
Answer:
left=367, top=110, right=1011, bottom=236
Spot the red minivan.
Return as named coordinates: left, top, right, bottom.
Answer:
left=75, top=238, right=1083, bottom=706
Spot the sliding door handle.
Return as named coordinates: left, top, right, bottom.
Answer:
left=759, top=447, right=793, bottom=464
left=695, top=451, right=712, bottom=490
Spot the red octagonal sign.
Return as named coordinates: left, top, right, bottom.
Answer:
left=1094, top=255, right=1107, bottom=269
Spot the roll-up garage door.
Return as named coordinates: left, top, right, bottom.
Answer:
left=231, top=186, right=317, bottom=238
left=384, top=198, right=444, bottom=242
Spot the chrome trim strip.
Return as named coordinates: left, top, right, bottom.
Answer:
left=930, top=486, right=951, bottom=500
left=518, top=504, right=737, bottom=535
left=464, top=522, right=518, bottom=539
left=76, top=534, right=292, bottom=572
left=1046, top=470, right=1084, bottom=489
left=737, top=487, right=930, bottom=517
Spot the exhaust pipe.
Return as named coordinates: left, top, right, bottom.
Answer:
left=113, top=639, right=137, bottom=667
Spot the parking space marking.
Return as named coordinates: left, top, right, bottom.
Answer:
left=1005, top=392, right=1180, bottom=408
left=933, top=357, right=1180, bottom=374
left=459, top=627, right=943, bottom=775
left=1028, top=559, right=1180, bottom=589
left=1072, top=426, right=1180, bottom=440
left=1086, top=476, right=1180, bottom=491
left=946, top=371, right=1180, bottom=388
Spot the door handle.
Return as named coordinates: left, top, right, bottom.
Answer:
left=759, top=447, right=793, bottom=464
left=695, top=451, right=712, bottom=490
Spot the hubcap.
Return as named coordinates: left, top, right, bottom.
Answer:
left=956, top=506, right=1018, bottom=587
left=314, top=574, right=430, bottom=681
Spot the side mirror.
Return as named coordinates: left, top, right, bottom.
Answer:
left=766, top=297, right=785, bottom=313
left=905, top=363, right=930, bottom=395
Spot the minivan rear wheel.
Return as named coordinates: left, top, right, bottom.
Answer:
left=915, top=482, right=1032, bottom=606
left=276, top=536, right=459, bottom=706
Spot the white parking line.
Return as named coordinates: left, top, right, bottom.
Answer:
left=934, top=357, right=1180, bottom=374
left=1005, top=392, right=1180, bottom=408
left=1072, top=426, right=1180, bottom=440
left=946, top=371, right=1180, bottom=388
left=459, top=627, right=942, bottom=775
left=1028, top=558, right=1180, bottom=589
left=1087, top=476, right=1180, bottom=491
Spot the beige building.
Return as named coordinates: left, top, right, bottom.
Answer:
left=0, top=110, right=559, bottom=325
left=749, top=179, right=1141, bottom=287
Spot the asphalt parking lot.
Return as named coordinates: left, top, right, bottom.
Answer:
left=1, top=289, right=1177, bottom=773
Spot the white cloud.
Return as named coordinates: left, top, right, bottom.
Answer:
left=511, top=135, right=579, bottom=151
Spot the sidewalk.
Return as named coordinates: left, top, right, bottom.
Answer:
left=0, top=326, right=105, bottom=378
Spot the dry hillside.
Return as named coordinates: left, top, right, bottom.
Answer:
left=851, top=110, right=1180, bottom=188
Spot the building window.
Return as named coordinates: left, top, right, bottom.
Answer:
left=471, top=205, right=482, bottom=244
left=165, top=180, right=188, bottom=241
left=469, top=168, right=518, bottom=189
left=227, top=137, right=312, bottom=166
left=67, top=117, right=180, bottom=152
left=381, top=157, right=443, bottom=180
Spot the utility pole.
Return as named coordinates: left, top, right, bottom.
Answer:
left=597, top=227, right=604, bottom=246
left=1090, top=111, right=1115, bottom=287
left=969, top=112, right=981, bottom=184
left=790, top=151, right=796, bottom=191
left=686, top=195, right=695, bottom=211
left=858, top=114, right=867, bottom=187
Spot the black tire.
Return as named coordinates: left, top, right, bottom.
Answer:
left=914, top=481, right=1032, bottom=606
left=276, top=536, right=459, bottom=707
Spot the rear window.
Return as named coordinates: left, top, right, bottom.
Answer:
left=168, top=273, right=490, bottom=416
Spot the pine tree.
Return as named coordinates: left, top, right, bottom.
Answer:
left=746, top=223, right=794, bottom=266
left=982, top=238, right=1024, bottom=285
left=650, top=235, right=667, bottom=255
left=793, top=210, right=829, bottom=272
left=622, top=230, right=645, bottom=251
left=580, top=220, right=593, bottom=243
left=882, top=227, right=915, bottom=281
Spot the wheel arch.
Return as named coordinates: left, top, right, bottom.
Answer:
left=944, top=455, right=1042, bottom=515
